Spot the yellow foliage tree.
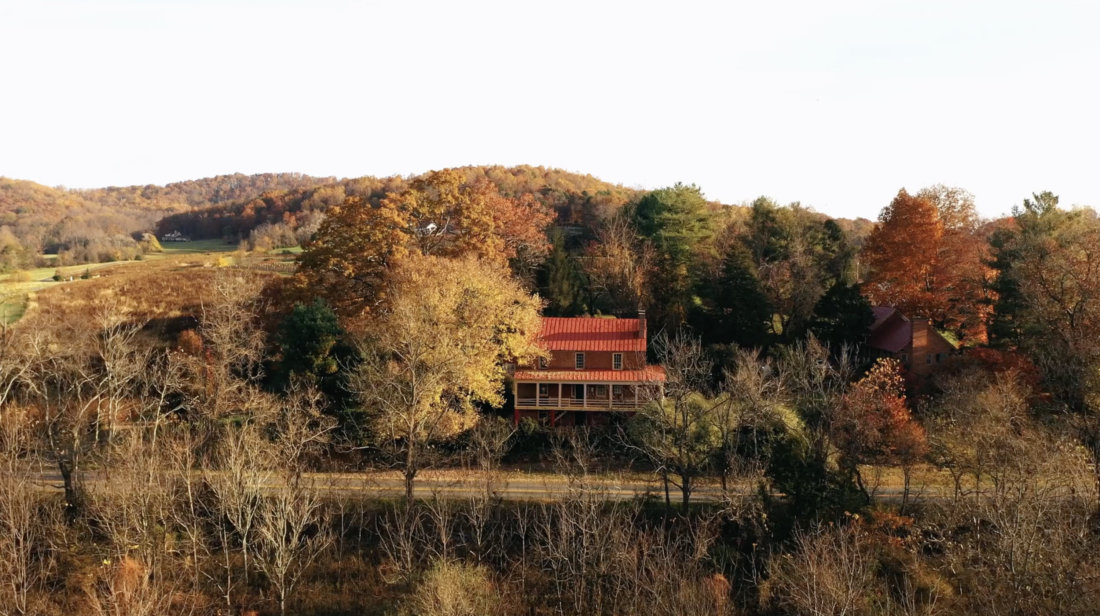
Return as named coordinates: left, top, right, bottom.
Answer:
left=347, top=254, right=545, bottom=499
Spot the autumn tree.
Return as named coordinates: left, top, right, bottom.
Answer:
left=348, top=254, right=544, bottom=499
left=832, top=358, right=927, bottom=506
left=862, top=189, right=944, bottom=320
left=863, top=186, right=988, bottom=340
left=988, top=193, right=1100, bottom=413
left=918, top=184, right=991, bottom=341
left=583, top=214, right=654, bottom=316
left=292, top=169, right=553, bottom=319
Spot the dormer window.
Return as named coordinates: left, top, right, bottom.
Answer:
left=538, top=356, right=548, bottom=370
left=613, top=353, right=623, bottom=370
left=575, top=353, right=585, bottom=370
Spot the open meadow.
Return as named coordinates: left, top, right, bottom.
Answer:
left=0, top=239, right=295, bottom=325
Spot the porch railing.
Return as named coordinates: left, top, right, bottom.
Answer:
left=516, top=397, right=645, bottom=410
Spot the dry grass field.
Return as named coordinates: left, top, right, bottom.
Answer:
left=1, top=240, right=293, bottom=327
left=11, top=254, right=280, bottom=341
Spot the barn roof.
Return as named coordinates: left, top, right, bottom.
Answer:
left=538, top=317, right=646, bottom=352
left=868, top=306, right=911, bottom=353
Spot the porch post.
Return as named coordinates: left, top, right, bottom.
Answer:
left=513, top=381, right=519, bottom=426
left=634, top=383, right=638, bottom=408
left=582, top=384, right=587, bottom=408
left=558, top=383, right=563, bottom=408
left=608, top=383, right=613, bottom=409
left=550, top=409, right=556, bottom=427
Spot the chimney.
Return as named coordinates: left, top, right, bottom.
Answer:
left=638, top=308, right=647, bottom=340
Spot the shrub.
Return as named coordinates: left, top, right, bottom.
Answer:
left=404, top=560, right=499, bottom=616
left=4, top=271, right=31, bottom=282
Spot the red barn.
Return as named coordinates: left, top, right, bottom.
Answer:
left=868, top=306, right=957, bottom=377
left=512, top=311, right=665, bottom=426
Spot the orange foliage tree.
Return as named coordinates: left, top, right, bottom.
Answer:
left=832, top=359, right=927, bottom=503
left=863, top=187, right=989, bottom=341
left=289, top=169, right=552, bottom=320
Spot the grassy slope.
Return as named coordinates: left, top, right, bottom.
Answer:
left=0, top=240, right=244, bottom=324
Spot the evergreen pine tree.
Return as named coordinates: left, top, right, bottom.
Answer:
left=704, top=244, right=773, bottom=349
left=808, top=281, right=874, bottom=351
left=537, top=229, right=588, bottom=316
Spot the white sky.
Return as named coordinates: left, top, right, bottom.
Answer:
left=1, top=0, right=1098, bottom=220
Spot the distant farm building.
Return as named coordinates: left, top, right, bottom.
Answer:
left=161, top=231, right=190, bottom=242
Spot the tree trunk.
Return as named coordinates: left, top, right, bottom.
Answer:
left=901, top=464, right=913, bottom=513
left=662, top=470, right=671, bottom=512
left=681, top=474, right=691, bottom=511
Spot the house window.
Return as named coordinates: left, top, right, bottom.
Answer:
left=538, top=356, right=548, bottom=370
left=613, top=353, right=623, bottom=370
left=612, top=385, right=623, bottom=396
left=575, top=353, right=585, bottom=369
left=926, top=354, right=932, bottom=365
left=900, top=353, right=908, bottom=365
left=538, top=384, right=548, bottom=397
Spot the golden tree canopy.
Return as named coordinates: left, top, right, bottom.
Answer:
left=355, top=254, right=545, bottom=442
left=291, top=169, right=552, bottom=319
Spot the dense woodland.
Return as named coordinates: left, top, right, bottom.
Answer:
left=1, top=166, right=1100, bottom=615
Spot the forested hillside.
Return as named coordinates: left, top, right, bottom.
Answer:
left=156, top=165, right=643, bottom=241
left=0, top=173, right=335, bottom=269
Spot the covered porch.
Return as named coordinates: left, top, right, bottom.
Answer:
left=512, top=381, right=662, bottom=426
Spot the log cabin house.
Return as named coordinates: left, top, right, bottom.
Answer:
left=512, top=311, right=666, bottom=426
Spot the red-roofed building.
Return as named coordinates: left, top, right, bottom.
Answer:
left=512, top=311, right=665, bottom=426
left=868, top=306, right=957, bottom=376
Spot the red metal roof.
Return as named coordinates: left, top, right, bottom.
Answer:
left=871, top=306, right=897, bottom=328
left=868, top=306, right=911, bottom=353
left=537, top=317, right=646, bottom=352
left=514, top=366, right=666, bottom=382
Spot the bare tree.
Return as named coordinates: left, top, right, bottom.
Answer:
left=0, top=405, right=54, bottom=616
left=623, top=331, right=718, bottom=509
left=196, top=270, right=268, bottom=418
left=771, top=524, right=877, bottom=616
left=583, top=214, right=655, bottom=315
left=208, top=422, right=271, bottom=606
left=252, top=475, right=332, bottom=616
left=90, top=300, right=150, bottom=446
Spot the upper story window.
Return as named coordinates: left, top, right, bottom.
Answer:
left=613, top=353, right=623, bottom=370
left=926, top=354, right=933, bottom=365
left=538, top=356, right=548, bottom=370
left=575, top=353, right=585, bottom=370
